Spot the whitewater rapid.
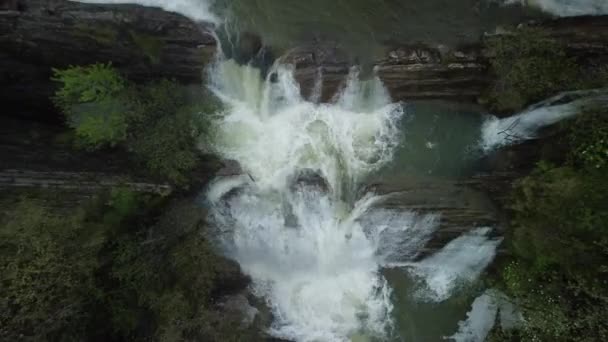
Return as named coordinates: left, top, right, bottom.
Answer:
left=480, top=89, right=608, bottom=152
left=204, top=61, right=505, bottom=341
left=205, top=62, right=402, bottom=341
left=498, top=0, right=608, bottom=16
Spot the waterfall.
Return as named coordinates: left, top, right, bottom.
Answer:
left=204, top=61, right=505, bottom=340
left=205, top=61, right=404, bottom=341
left=447, top=289, right=523, bottom=342
left=496, top=0, right=608, bottom=16
left=480, top=89, right=608, bottom=152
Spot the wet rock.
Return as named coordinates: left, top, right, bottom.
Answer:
left=213, top=257, right=252, bottom=297
left=216, top=294, right=258, bottom=329
left=366, top=175, right=499, bottom=252
left=215, top=159, right=245, bottom=177
left=288, top=168, right=330, bottom=193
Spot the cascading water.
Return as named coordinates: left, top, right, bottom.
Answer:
left=497, top=0, right=608, bottom=16
left=204, top=61, right=503, bottom=341
left=205, top=61, right=405, bottom=340
left=480, top=89, right=608, bottom=152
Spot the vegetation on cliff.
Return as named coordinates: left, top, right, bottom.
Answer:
left=0, top=189, right=256, bottom=342
left=489, top=108, right=608, bottom=341
left=483, top=28, right=608, bottom=113
left=52, top=63, right=219, bottom=185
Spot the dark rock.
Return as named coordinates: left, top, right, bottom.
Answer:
left=0, top=0, right=216, bottom=121
left=288, top=168, right=330, bottom=193
left=212, top=257, right=252, bottom=298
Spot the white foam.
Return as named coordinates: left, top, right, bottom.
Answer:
left=447, top=290, right=499, bottom=342
left=207, top=60, right=403, bottom=195
left=447, top=289, right=523, bottom=341
left=73, top=0, right=219, bottom=23
left=480, top=89, right=608, bottom=152
left=496, top=0, right=608, bottom=16
left=406, top=228, right=502, bottom=302
left=205, top=60, right=406, bottom=341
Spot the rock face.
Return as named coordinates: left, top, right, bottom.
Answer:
left=0, top=0, right=215, bottom=120
left=284, top=43, right=488, bottom=103
left=285, top=15, right=608, bottom=104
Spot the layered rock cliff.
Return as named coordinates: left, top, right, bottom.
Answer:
left=0, top=0, right=214, bottom=120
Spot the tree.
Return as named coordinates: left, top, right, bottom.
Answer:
left=52, top=64, right=221, bottom=185
left=52, top=63, right=128, bottom=149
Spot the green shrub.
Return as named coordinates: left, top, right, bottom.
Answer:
left=53, top=63, right=128, bottom=149
left=492, top=111, right=608, bottom=339
left=0, top=189, right=254, bottom=341
left=492, top=159, right=608, bottom=341
left=108, top=200, right=255, bottom=341
left=0, top=199, right=105, bottom=341
left=484, top=28, right=580, bottom=112
left=125, top=80, right=214, bottom=184
left=568, top=109, right=608, bottom=171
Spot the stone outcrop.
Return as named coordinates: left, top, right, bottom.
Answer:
left=0, top=0, right=215, bottom=120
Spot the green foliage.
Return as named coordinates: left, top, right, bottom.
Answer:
left=107, top=200, right=255, bottom=341
left=52, top=64, right=221, bottom=185
left=484, top=28, right=580, bottom=112
left=125, top=80, right=214, bottom=185
left=492, top=158, right=608, bottom=341
left=1, top=190, right=254, bottom=341
left=568, top=109, right=608, bottom=171
left=52, top=63, right=128, bottom=149
left=492, top=107, right=608, bottom=340
left=0, top=199, right=105, bottom=341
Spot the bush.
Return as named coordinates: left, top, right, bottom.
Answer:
left=107, top=200, right=255, bottom=341
left=0, top=189, right=254, bottom=341
left=0, top=199, right=105, bottom=341
left=568, top=108, right=608, bottom=171
left=484, top=28, right=580, bottom=112
left=52, top=64, right=220, bottom=185
left=52, top=63, right=128, bottom=149
left=125, top=80, right=211, bottom=185
left=490, top=105, right=608, bottom=340
left=491, top=157, right=608, bottom=341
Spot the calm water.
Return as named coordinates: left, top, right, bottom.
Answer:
left=381, top=101, right=486, bottom=180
